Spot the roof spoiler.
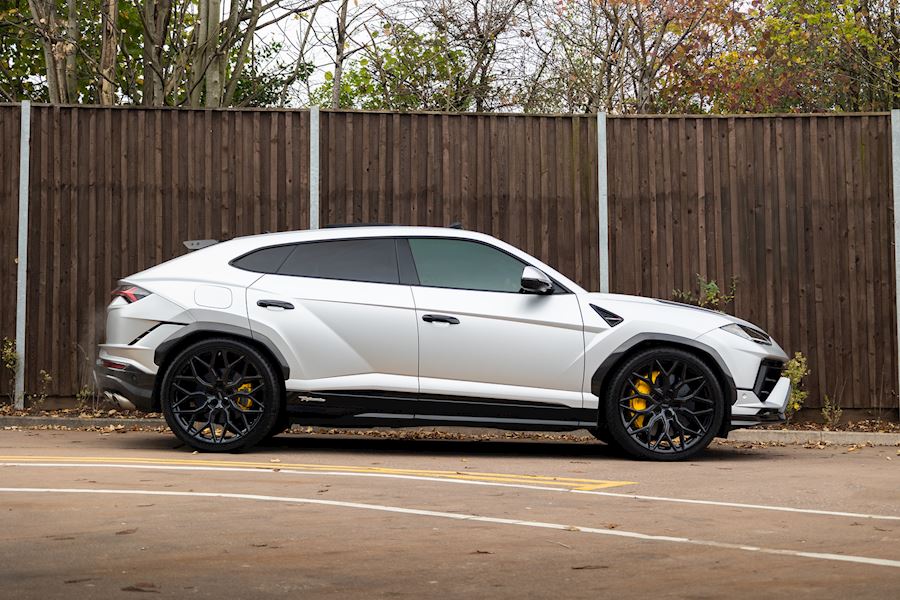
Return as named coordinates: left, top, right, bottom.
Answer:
left=183, top=239, right=218, bottom=251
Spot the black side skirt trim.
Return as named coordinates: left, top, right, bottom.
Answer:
left=286, top=390, right=596, bottom=429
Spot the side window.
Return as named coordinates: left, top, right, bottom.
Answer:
left=407, top=238, right=527, bottom=293
left=278, top=238, right=399, bottom=284
left=231, top=245, right=294, bottom=274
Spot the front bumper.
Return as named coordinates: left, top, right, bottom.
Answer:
left=95, top=361, right=156, bottom=412
left=730, top=376, right=791, bottom=428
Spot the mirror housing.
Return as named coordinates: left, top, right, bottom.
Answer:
left=521, top=266, right=553, bottom=294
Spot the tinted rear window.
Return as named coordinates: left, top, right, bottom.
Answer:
left=231, top=245, right=294, bottom=273
left=278, top=239, right=399, bottom=284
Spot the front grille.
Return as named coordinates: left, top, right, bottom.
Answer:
left=754, top=360, right=784, bottom=401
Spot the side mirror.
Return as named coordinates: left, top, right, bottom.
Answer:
left=521, top=266, right=553, bottom=294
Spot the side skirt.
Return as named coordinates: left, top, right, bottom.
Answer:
left=285, top=390, right=597, bottom=431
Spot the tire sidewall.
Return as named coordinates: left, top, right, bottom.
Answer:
left=160, top=338, right=282, bottom=452
left=603, top=348, right=725, bottom=461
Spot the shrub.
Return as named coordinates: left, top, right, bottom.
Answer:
left=1, top=337, right=17, bottom=405
left=821, top=394, right=843, bottom=429
left=782, top=352, right=810, bottom=424
left=672, top=275, right=737, bottom=312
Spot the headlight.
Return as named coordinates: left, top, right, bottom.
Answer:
left=721, top=323, right=771, bottom=345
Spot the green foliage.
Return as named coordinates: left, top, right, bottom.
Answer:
left=228, top=41, right=308, bottom=108
left=29, top=369, right=52, bottom=409
left=0, top=2, right=49, bottom=102
left=1, top=337, right=17, bottom=405
left=821, top=394, right=844, bottom=428
left=314, top=24, right=473, bottom=111
left=698, top=0, right=899, bottom=112
left=1, top=0, right=897, bottom=112
left=783, top=352, right=810, bottom=422
left=0, top=0, right=145, bottom=103
left=672, top=275, right=738, bottom=312
left=76, top=385, right=93, bottom=406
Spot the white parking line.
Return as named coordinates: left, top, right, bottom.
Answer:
left=1, top=486, right=898, bottom=569
left=3, top=461, right=899, bottom=522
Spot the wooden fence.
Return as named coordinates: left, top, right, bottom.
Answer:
left=0, top=105, right=896, bottom=411
left=607, top=115, right=896, bottom=411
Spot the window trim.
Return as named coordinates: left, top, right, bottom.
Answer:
left=401, top=236, right=572, bottom=295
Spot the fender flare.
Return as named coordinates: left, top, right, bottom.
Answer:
left=590, top=332, right=737, bottom=408
left=153, top=322, right=291, bottom=379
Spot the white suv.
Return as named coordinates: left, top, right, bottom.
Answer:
left=97, top=226, right=790, bottom=460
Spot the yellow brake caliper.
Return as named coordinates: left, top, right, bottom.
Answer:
left=235, top=383, right=254, bottom=410
left=631, top=371, right=659, bottom=428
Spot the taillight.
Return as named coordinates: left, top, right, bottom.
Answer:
left=111, top=285, right=151, bottom=303
left=99, top=358, right=128, bottom=370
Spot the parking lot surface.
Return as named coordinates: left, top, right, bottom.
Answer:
left=0, top=428, right=898, bottom=599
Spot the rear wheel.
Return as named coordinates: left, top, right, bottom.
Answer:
left=604, top=348, right=724, bottom=461
left=160, top=338, right=282, bottom=452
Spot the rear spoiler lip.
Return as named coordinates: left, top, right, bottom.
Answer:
left=183, top=239, right=219, bottom=251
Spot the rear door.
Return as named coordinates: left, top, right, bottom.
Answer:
left=403, top=237, right=587, bottom=425
left=244, top=238, right=419, bottom=417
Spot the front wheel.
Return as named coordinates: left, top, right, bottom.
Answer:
left=160, top=338, right=283, bottom=452
left=603, top=348, right=725, bottom=461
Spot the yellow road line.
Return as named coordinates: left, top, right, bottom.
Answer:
left=0, top=455, right=636, bottom=491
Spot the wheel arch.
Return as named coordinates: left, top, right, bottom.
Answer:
left=591, top=334, right=736, bottom=438
left=151, top=323, right=290, bottom=412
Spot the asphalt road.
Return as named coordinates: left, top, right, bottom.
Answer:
left=0, top=429, right=898, bottom=599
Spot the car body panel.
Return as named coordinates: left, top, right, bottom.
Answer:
left=246, top=274, right=419, bottom=396
left=413, top=286, right=585, bottom=408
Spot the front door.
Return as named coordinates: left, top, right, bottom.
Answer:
left=404, top=237, right=587, bottom=426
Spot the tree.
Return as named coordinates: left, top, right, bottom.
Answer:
left=695, top=0, right=899, bottom=113
left=99, top=0, right=119, bottom=104
left=314, top=22, right=471, bottom=110
left=0, top=2, right=50, bottom=101
left=517, top=0, right=739, bottom=114
left=419, top=0, right=527, bottom=111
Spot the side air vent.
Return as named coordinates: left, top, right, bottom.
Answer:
left=754, top=360, right=784, bottom=401
left=591, top=304, right=624, bottom=327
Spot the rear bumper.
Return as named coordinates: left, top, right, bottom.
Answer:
left=730, top=376, right=791, bottom=428
left=95, top=361, right=156, bottom=412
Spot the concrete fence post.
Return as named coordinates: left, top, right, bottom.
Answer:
left=597, top=112, right=610, bottom=293
left=14, top=100, right=31, bottom=409
left=309, top=106, right=320, bottom=230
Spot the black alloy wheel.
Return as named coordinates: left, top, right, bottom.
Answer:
left=603, top=348, right=725, bottom=461
left=161, top=338, right=282, bottom=452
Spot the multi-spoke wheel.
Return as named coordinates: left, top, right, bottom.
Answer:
left=603, top=348, right=725, bottom=461
left=160, top=338, right=282, bottom=452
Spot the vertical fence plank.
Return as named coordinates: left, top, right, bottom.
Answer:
left=891, top=109, right=900, bottom=416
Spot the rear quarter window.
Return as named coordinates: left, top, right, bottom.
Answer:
left=278, top=238, right=400, bottom=284
left=230, top=245, right=294, bottom=273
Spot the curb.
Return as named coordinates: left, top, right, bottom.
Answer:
left=728, top=429, right=900, bottom=446
left=1, top=416, right=899, bottom=445
left=0, top=416, right=166, bottom=429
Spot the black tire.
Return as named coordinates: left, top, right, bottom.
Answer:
left=160, top=338, right=283, bottom=452
left=589, top=423, right=619, bottom=448
left=262, top=414, right=291, bottom=443
left=603, top=348, right=725, bottom=461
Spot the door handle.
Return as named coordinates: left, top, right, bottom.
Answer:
left=422, top=314, right=460, bottom=325
left=257, top=299, right=294, bottom=310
